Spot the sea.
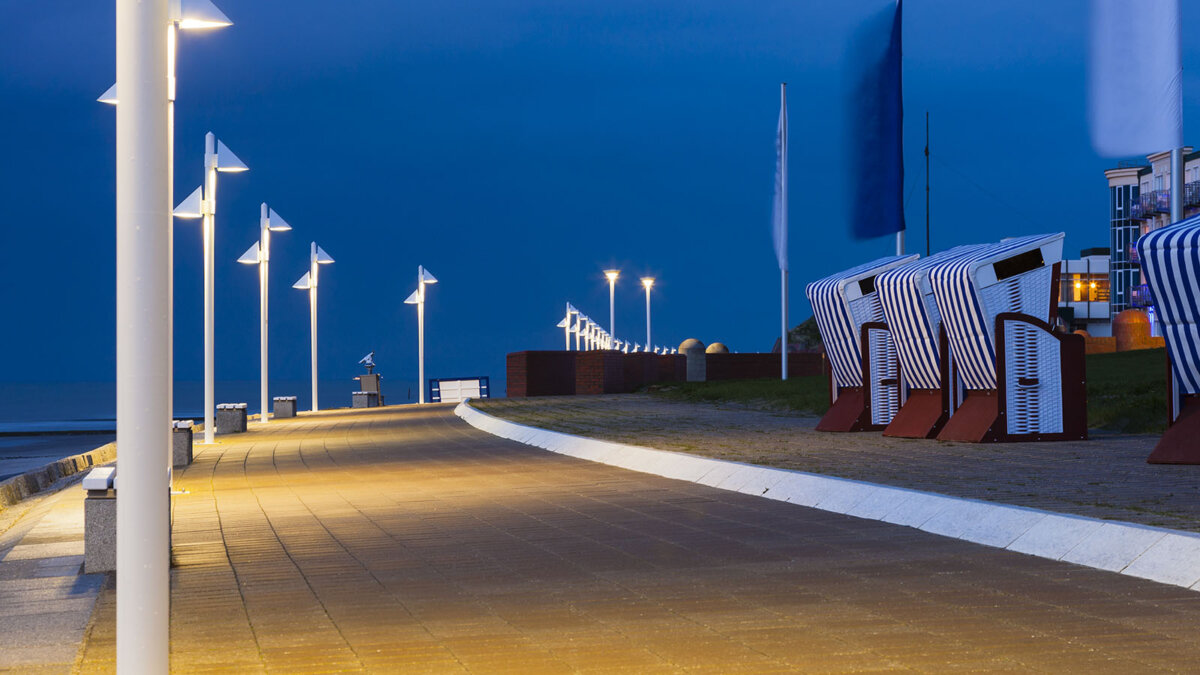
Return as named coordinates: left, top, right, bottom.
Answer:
left=0, top=378, right=420, bottom=480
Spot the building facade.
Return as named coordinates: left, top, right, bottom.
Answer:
left=1057, top=248, right=1111, bottom=336
left=1104, top=147, right=1200, bottom=316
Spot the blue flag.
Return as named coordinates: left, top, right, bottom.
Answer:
left=847, top=0, right=904, bottom=241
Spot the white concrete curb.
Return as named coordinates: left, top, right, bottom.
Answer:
left=456, top=400, right=1200, bottom=591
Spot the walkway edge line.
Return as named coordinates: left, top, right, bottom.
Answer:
left=456, top=400, right=1200, bottom=591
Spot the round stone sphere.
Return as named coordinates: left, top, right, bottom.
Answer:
left=705, top=343, right=729, bottom=354
left=679, top=338, right=705, bottom=352
left=1113, top=309, right=1151, bottom=352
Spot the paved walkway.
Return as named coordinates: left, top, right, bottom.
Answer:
left=474, top=395, right=1200, bottom=532
left=59, top=404, right=1200, bottom=671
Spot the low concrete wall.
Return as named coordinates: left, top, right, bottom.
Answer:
left=0, top=441, right=117, bottom=511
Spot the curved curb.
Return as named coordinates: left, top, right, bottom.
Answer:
left=456, top=400, right=1200, bottom=591
left=0, top=442, right=117, bottom=511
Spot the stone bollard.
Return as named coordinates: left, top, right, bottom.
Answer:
left=215, top=403, right=248, bottom=434
left=679, top=338, right=707, bottom=382
left=273, top=396, right=297, bottom=418
left=352, top=391, right=379, bottom=408
left=172, top=420, right=193, bottom=468
left=83, top=468, right=116, bottom=574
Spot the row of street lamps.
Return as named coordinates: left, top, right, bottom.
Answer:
left=559, top=270, right=664, bottom=352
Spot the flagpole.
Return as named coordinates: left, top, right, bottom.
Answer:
left=779, top=82, right=788, bottom=381
left=1171, top=147, right=1183, bottom=222
left=925, top=111, right=931, bottom=256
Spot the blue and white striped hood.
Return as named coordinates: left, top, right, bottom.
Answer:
left=1137, top=215, right=1200, bottom=395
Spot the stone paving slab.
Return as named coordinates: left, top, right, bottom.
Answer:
left=53, top=404, right=1200, bottom=671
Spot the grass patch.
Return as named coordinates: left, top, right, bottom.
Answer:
left=645, top=376, right=828, bottom=415
left=1086, top=347, right=1167, bottom=434
left=645, top=347, right=1169, bottom=433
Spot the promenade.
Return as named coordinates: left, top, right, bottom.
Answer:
left=8, top=403, right=1200, bottom=671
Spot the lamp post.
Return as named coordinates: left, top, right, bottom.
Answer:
left=404, top=266, right=438, bottom=404
left=564, top=303, right=577, bottom=350
left=237, top=204, right=291, bottom=424
left=293, top=242, right=334, bottom=412
left=173, top=133, right=247, bottom=444
left=640, top=277, right=654, bottom=348
left=604, top=270, right=619, bottom=336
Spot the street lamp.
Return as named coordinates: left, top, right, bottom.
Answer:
left=604, top=269, right=620, bottom=336
left=640, top=277, right=654, bottom=348
left=174, top=132, right=247, bottom=444
left=237, top=204, right=291, bottom=424
left=293, top=242, right=334, bottom=412
left=404, top=266, right=438, bottom=404
left=560, top=303, right=578, bottom=350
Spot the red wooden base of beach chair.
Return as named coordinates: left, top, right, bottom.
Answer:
left=1148, top=395, right=1200, bottom=464
left=935, top=390, right=1000, bottom=443
left=816, top=387, right=879, bottom=432
left=883, top=389, right=948, bottom=439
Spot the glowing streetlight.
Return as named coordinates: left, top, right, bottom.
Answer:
left=640, top=277, right=655, bottom=348
left=237, top=204, right=291, bottom=424
left=173, top=133, right=247, bottom=444
left=293, top=242, right=334, bottom=412
left=604, top=269, right=620, bottom=336
left=404, top=266, right=438, bottom=403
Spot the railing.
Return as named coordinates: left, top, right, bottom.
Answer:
left=1131, top=192, right=1154, bottom=220
left=1131, top=283, right=1154, bottom=308
left=1155, top=190, right=1172, bottom=214
left=1187, top=181, right=1200, bottom=208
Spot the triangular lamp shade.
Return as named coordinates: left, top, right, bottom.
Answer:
left=172, top=185, right=204, bottom=218
left=237, top=242, right=260, bottom=264
left=315, top=246, right=334, bottom=264
left=267, top=208, right=292, bottom=232
left=215, top=139, right=248, bottom=172
left=567, top=303, right=577, bottom=313
left=556, top=318, right=569, bottom=328
left=293, top=272, right=312, bottom=290
left=98, top=83, right=118, bottom=105
left=420, top=267, right=438, bottom=284
left=178, top=0, right=233, bottom=30
left=403, top=289, right=420, bottom=305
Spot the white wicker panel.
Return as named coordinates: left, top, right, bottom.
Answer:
left=868, top=328, right=900, bottom=426
left=979, top=276, right=1022, bottom=342
left=1003, top=321, right=1063, bottom=436
left=1017, top=266, right=1053, bottom=323
left=848, top=294, right=884, bottom=329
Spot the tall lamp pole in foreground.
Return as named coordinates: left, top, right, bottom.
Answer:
left=114, top=0, right=169, bottom=669
left=293, top=242, right=334, bottom=412
left=404, top=266, right=438, bottom=403
left=640, top=277, right=654, bottom=348
left=174, top=132, right=247, bottom=443
left=238, top=204, right=291, bottom=423
left=604, top=270, right=620, bottom=337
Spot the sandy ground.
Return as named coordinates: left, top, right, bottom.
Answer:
left=473, top=394, right=1200, bottom=532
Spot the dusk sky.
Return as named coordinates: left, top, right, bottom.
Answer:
left=5, top=0, right=1200, bottom=397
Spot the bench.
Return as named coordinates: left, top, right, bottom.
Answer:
left=215, top=403, right=248, bottom=434
left=273, top=396, right=297, bottom=419
left=83, top=467, right=116, bottom=573
left=172, top=420, right=193, bottom=467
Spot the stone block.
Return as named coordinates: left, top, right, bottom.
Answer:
left=216, top=403, right=248, bottom=434
left=84, top=490, right=115, bottom=574
left=172, top=420, right=193, bottom=468
left=273, top=396, right=297, bottom=419
left=352, top=391, right=379, bottom=408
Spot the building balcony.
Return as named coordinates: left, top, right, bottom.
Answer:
left=1188, top=181, right=1200, bottom=208
left=1131, top=192, right=1154, bottom=220
left=1154, top=190, right=1172, bottom=214
left=1131, top=283, right=1154, bottom=308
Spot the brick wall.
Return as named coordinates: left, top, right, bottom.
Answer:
left=575, top=351, right=626, bottom=395
left=506, top=351, right=576, bottom=397
left=704, top=352, right=825, bottom=380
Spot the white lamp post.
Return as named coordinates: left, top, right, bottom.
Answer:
left=404, top=266, right=438, bottom=404
left=562, top=303, right=577, bottom=350
left=641, top=277, right=654, bottom=348
left=293, top=242, right=334, bottom=412
left=237, top=204, right=291, bottom=424
left=173, top=133, right=247, bottom=444
left=604, top=269, right=620, bottom=336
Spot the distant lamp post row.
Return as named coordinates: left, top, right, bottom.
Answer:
left=556, top=270, right=657, bottom=352
left=404, top=266, right=438, bottom=404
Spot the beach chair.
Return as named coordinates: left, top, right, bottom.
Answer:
left=806, top=254, right=919, bottom=431
left=874, top=245, right=987, bottom=438
left=1135, top=216, right=1200, bottom=463
left=928, top=233, right=1086, bottom=442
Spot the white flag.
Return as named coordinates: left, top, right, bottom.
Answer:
left=1089, top=0, right=1181, bottom=156
left=772, top=84, right=788, bottom=271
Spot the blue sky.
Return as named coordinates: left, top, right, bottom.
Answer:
left=3, top=0, right=1200, bottom=398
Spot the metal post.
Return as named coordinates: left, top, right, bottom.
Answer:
left=166, top=23, right=176, bottom=483
left=259, top=203, right=269, bottom=423
left=202, top=132, right=216, bottom=444
left=925, top=111, right=931, bottom=257
left=116, top=0, right=170, bottom=669
left=781, top=269, right=788, bottom=381
left=645, top=285, right=651, bottom=347
left=564, top=304, right=571, bottom=350
left=418, top=267, right=426, bottom=403
left=310, top=242, right=319, bottom=412
left=608, top=279, right=616, bottom=337
left=1171, top=147, right=1184, bottom=223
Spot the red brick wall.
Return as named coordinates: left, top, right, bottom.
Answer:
left=575, top=351, right=626, bottom=394
left=704, top=352, right=825, bottom=380
left=506, top=351, right=576, bottom=397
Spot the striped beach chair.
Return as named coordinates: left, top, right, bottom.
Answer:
left=806, top=254, right=919, bottom=432
left=1136, top=215, right=1200, bottom=463
left=874, top=245, right=987, bottom=438
left=927, top=233, right=1085, bottom=442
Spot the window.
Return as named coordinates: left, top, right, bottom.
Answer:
left=1155, top=174, right=1164, bottom=191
